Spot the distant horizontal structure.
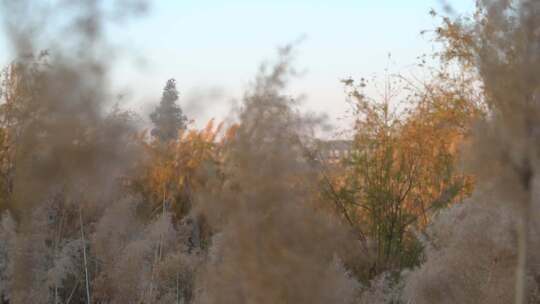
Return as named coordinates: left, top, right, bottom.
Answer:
left=314, top=139, right=355, bottom=164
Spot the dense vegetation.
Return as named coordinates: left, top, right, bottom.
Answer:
left=0, top=0, right=539, bottom=303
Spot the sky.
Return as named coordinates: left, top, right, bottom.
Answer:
left=0, top=0, right=476, bottom=135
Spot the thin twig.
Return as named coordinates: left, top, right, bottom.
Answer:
left=79, top=207, right=91, bottom=304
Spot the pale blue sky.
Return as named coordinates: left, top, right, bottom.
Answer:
left=0, top=0, right=476, bottom=132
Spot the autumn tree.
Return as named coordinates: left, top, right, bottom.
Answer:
left=0, top=53, right=50, bottom=213
left=134, top=119, right=230, bottom=221
left=425, top=1, right=540, bottom=303
left=334, top=68, right=481, bottom=277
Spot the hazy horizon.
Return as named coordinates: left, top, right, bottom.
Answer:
left=0, top=0, right=475, bottom=136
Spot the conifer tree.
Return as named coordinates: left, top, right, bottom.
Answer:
left=150, top=79, right=187, bottom=142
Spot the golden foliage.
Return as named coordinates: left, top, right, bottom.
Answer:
left=333, top=69, right=483, bottom=274
left=134, top=119, right=235, bottom=218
